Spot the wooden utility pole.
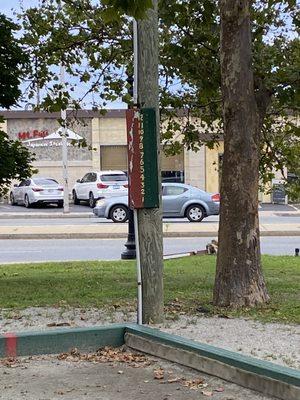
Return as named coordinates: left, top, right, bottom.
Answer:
left=136, top=0, right=164, bottom=324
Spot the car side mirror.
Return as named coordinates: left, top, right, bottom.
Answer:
left=76, top=179, right=81, bottom=183
left=14, top=184, right=18, bottom=187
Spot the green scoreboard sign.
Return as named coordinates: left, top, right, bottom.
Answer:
left=127, top=108, right=159, bottom=209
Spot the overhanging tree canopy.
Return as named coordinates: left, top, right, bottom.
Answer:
left=16, top=0, right=299, bottom=308
left=18, top=0, right=299, bottom=194
left=0, top=14, right=35, bottom=196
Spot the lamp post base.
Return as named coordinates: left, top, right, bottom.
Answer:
left=121, top=208, right=136, bottom=259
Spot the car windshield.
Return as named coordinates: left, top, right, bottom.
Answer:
left=32, top=178, right=58, bottom=186
left=100, top=174, right=127, bottom=182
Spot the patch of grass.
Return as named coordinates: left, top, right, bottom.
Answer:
left=0, top=261, right=137, bottom=309
left=0, top=256, right=299, bottom=324
left=230, top=256, right=300, bottom=323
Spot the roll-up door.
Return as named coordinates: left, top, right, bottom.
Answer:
left=101, top=145, right=128, bottom=171
left=101, top=145, right=184, bottom=173
left=161, top=149, right=184, bottom=171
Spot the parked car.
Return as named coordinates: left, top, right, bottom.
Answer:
left=93, top=183, right=220, bottom=222
left=72, top=170, right=128, bottom=208
left=10, top=177, right=64, bottom=208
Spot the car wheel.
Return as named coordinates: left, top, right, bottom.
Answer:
left=57, top=200, right=64, bottom=208
left=10, top=192, right=17, bottom=205
left=73, top=190, right=80, bottom=205
left=89, top=192, right=96, bottom=208
left=110, top=205, right=129, bottom=223
left=24, top=194, right=31, bottom=208
left=186, top=204, right=205, bottom=222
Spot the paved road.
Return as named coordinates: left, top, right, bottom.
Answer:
left=0, top=203, right=90, bottom=214
left=0, top=237, right=299, bottom=263
left=0, top=209, right=300, bottom=226
left=0, top=216, right=222, bottom=226
left=0, top=203, right=299, bottom=241
left=0, top=202, right=298, bottom=214
left=0, top=213, right=299, bottom=226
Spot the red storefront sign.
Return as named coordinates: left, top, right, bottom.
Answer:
left=127, top=108, right=159, bottom=209
left=18, top=130, right=49, bottom=140
left=127, top=109, right=144, bottom=208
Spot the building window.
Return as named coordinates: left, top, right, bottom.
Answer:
left=162, top=171, right=184, bottom=183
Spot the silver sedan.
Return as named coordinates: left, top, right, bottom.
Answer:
left=93, top=183, right=220, bottom=222
left=10, top=177, right=64, bottom=208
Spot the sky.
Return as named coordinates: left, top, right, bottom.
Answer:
left=1, top=0, right=39, bottom=17
left=2, top=0, right=126, bottom=110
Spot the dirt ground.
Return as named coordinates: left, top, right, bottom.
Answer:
left=0, top=347, right=275, bottom=400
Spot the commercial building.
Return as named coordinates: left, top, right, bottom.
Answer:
left=0, top=109, right=283, bottom=202
left=1, top=110, right=218, bottom=191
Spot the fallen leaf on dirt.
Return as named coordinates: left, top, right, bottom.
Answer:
left=167, top=377, right=182, bottom=383
left=202, top=390, right=213, bottom=396
left=154, top=368, right=165, bottom=380
left=217, top=314, right=233, bottom=319
left=47, top=322, right=71, bottom=327
left=166, top=298, right=184, bottom=313
left=196, top=306, right=210, bottom=314
left=214, top=387, right=224, bottom=392
left=118, top=370, right=124, bottom=374
left=182, top=378, right=205, bottom=389
left=159, top=376, right=183, bottom=385
left=12, top=314, right=23, bottom=320
left=0, top=357, right=20, bottom=368
left=57, top=346, right=151, bottom=368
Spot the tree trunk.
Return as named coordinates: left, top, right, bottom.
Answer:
left=213, top=0, right=269, bottom=307
left=137, top=0, right=164, bottom=323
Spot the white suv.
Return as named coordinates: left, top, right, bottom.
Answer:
left=72, top=170, right=128, bottom=207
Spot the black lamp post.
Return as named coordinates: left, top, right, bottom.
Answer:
left=121, top=75, right=136, bottom=260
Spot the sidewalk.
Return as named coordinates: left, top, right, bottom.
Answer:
left=0, top=209, right=299, bottom=220
left=0, top=212, right=90, bottom=219
left=0, top=222, right=299, bottom=239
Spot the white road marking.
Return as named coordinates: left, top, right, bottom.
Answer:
left=0, top=250, right=42, bottom=253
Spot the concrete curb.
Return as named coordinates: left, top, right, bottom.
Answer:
left=0, top=324, right=299, bottom=400
left=0, top=209, right=298, bottom=220
left=0, top=231, right=300, bottom=239
left=0, top=213, right=92, bottom=219
left=0, top=233, right=128, bottom=239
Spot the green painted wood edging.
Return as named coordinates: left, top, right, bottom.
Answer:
left=125, top=324, right=300, bottom=388
left=0, top=323, right=299, bottom=390
left=0, top=325, right=126, bottom=357
left=142, top=108, right=159, bottom=208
